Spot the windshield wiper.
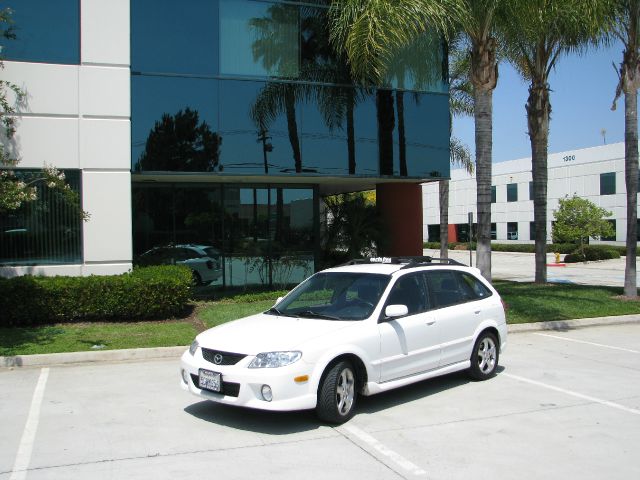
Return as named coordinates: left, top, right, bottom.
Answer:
left=265, top=307, right=297, bottom=317
left=296, top=310, right=341, bottom=320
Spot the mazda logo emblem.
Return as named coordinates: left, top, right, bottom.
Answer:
left=213, top=354, right=223, bottom=365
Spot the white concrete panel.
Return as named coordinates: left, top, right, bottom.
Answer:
left=82, top=171, right=132, bottom=263
left=79, top=66, right=130, bottom=117
left=3, top=62, right=79, bottom=115
left=80, top=119, right=131, bottom=169
left=9, top=117, right=79, bottom=168
left=83, top=263, right=132, bottom=276
left=81, top=0, right=130, bottom=65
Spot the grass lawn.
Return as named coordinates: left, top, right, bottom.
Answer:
left=0, top=321, right=198, bottom=357
left=2, top=283, right=639, bottom=357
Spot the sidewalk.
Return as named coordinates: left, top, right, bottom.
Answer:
left=2, top=314, right=639, bottom=368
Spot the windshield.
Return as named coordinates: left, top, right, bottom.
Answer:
left=270, top=272, right=391, bottom=321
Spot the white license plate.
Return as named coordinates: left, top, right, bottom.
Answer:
left=198, top=369, right=221, bottom=392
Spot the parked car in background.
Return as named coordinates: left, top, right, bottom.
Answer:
left=181, top=256, right=507, bottom=424
left=137, top=244, right=222, bottom=285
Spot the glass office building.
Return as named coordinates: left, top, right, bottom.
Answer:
left=1, top=0, right=450, bottom=287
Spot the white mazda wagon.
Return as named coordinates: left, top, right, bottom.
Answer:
left=180, top=257, right=507, bottom=424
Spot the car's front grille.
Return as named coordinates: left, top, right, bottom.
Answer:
left=190, top=374, right=240, bottom=397
left=201, top=348, right=247, bottom=366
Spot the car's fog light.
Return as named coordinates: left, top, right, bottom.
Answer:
left=181, top=369, right=189, bottom=385
left=261, top=385, right=273, bottom=402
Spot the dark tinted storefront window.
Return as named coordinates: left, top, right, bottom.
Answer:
left=600, top=172, right=616, bottom=195
left=131, top=0, right=450, bottom=180
left=131, top=0, right=218, bottom=75
left=2, top=0, right=79, bottom=64
left=0, top=170, right=83, bottom=265
left=507, top=183, right=518, bottom=202
left=132, top=183, right=315, bottom=288
left=132, top=77, right=449, bottom=178
left=427, top=224, right=440, bottom=243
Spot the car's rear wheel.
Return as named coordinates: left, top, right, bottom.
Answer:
left=468, top=331, right=499, bottom=380
left=316, top=361, right=357, bottom=424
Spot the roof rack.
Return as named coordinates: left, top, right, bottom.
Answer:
left=339, top=256, right=466, bottom=268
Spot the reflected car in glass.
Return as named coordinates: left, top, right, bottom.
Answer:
left=180, top=257, right=507, bottom=424
left=137, top=244, right=222, bottom=285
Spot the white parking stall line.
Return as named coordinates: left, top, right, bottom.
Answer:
left=534, top=333, right=640, bottom=354
left=503, top=372, right=640, bottom=416
left=340, top=424, right=427, bottom=476
left=10, top=368, right=49, bottom=480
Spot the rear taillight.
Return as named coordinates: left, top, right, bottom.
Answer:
left=501, top=299, right=508, bottom=312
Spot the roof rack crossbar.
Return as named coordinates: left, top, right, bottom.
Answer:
left=337, top=256, right=466, bottom=268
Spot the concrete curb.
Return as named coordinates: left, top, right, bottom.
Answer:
left=2, top=315, right=640, bottom=369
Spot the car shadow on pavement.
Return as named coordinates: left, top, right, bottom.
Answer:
left=183, top=368, right=505, bottom=432
left=184, top=401, right=321, bottom=434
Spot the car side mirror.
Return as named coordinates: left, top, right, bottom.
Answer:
left=275, top=296, right=283, bottom=306
left=384, top=304, right=408, bottom=319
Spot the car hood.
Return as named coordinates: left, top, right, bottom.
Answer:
left=196, top=313, right=354, bottom=355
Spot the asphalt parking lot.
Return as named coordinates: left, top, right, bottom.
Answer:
left=1, top=323, right=639, bottom=480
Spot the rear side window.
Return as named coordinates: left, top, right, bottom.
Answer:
left=424, top=270, right=492, bottom=308
left=458, top=272, right=492, bottom=300
left=425, top=270, right=461, bottom=308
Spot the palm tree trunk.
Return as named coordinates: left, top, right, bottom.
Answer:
left=527, top=82, right=550, bottom=284
left=439, top=179, right=449, bottom=258
left=475, top=88, right=492, bottom=281
left=376, top=89, right=395, bottom=176
left=284, top=87, right=302, bottom=173
left=397, top=91, right=407, bottom=176
left=347, top=91, right=356, bottom=175
left=624, top=88, right=638, bottom=296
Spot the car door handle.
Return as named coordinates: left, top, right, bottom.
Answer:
left=474, top=310, right=481, bottom=315
left=426, top=320, right=436, bottom=326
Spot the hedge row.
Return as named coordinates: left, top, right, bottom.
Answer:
left=424, top=242, right=630, bottom=256
left=564, top=245, right=621, bottom=263
left=0, top=266, right=192, bottom=327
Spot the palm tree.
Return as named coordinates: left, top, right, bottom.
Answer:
left=328, top=0, right=464, bottom=177
left=611, top=0, right=640, bottom=298
left=503, top=0, right=615, bottom=283
left=329, top=0, right=505, bottom=281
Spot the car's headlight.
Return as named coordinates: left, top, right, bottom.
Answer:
left=189, top=340, right=199, bottom=356
left=248, top=351, right=302, bottom=368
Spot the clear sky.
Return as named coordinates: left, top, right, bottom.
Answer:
left=452, top=39, right=628, bottom=164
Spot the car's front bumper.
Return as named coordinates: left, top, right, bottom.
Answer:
left=180, top=350, right=318, bottom=412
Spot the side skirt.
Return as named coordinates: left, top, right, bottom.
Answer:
left=362, top=361, right=471, bottom=396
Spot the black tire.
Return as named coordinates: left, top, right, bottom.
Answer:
left=468, top=331, right=499, bottom=381
left=191, top=270, right=202, bottom=286
left=316, top=361, right=357, bottom=424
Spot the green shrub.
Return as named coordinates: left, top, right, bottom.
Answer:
left=564, top=245, right=621, bottom=263
left=0, top=266, right=192, bottom=327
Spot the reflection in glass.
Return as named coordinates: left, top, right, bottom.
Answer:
left=131, top=0, right=218, bottom=75
left=220, top=0, right=299, bottom=78
left=132, top=183, right=315, bottom=288
left=136, top=108, right=222, bottom=172
left=3, top=0, right=79, bottom=64
left=0, top=170, right=82, bottom=265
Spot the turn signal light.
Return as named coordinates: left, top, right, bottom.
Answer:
left=294, top=375, right=309, bottom=383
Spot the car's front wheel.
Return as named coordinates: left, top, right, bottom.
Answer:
left=468, top=331, right=499, bottom=380
left=316, top=361, right=357, bottom=424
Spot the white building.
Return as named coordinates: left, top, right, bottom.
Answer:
left=423, top=142, right=637, bottom=245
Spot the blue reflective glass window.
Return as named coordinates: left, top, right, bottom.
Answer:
left=132, top=75, right=220, bottom=172
left=219, top=0, right=300, bottom=78
left=385, top=30, right=447, bottom=94
left=2, top=0, right=79, bottom=64
left=219, top=79, right=301, bottom=175
left=131, top=0, right=218, bottom=75
left=0, top=169, right=82, bottom=265
left=397, top=91, right=449, bottom=178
